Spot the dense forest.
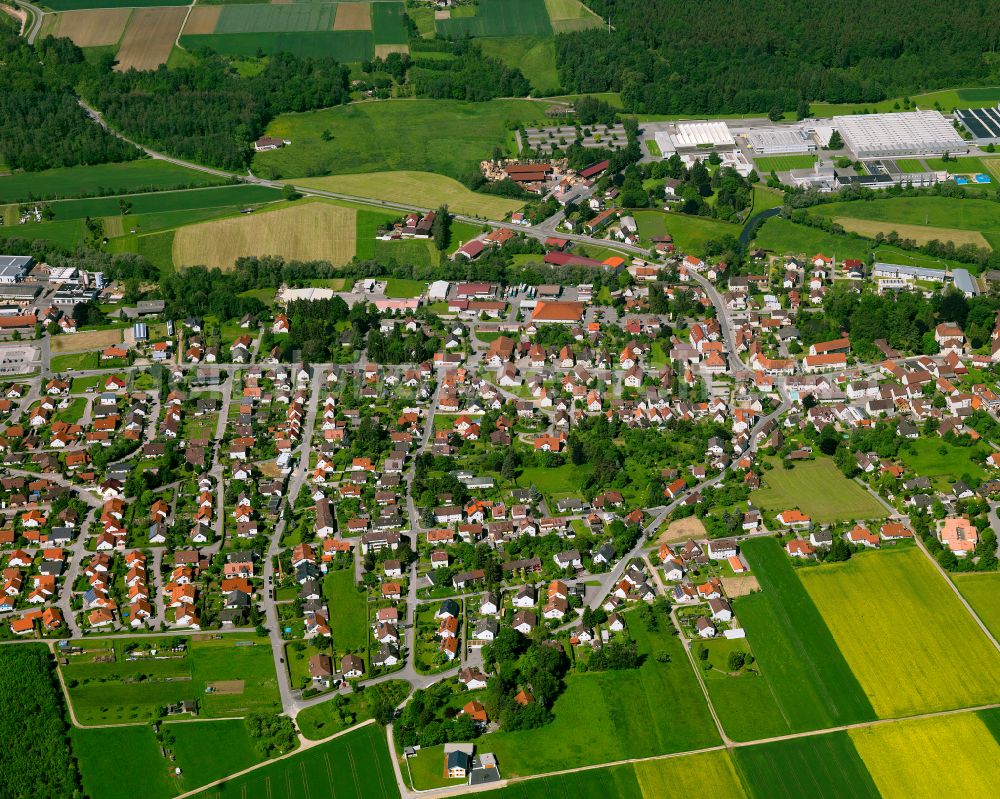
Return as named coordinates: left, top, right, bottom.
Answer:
left=0, top=22, right=138, bottom=171
left=408, top=40, right=531, bottom=101
left=0, top=645, right=80, bottom=799
left=557, top=0, right=1000, bottom=114
left=1, top=23, right=351, bottom=173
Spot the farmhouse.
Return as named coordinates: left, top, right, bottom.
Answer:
left=254, top=136, right=290, bottom=152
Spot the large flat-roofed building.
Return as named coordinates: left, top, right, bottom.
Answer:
left=0, top=255, right=34, bottom=284
left=955, top=106, right=1000, bottom=145
left=654, top=121, right=735, bottom=155
left=832, top=111, right=967, bottom=158
left=745, top=127, right=817, bottom=155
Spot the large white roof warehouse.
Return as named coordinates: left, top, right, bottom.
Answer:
left=832, top=110, right=967, bottom=158
left=654, top=121, right=736, bottom=154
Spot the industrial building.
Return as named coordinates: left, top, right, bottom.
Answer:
left=654, top=121, right=736, bottom=155
left=955, top=106, right=1000, bottom=145
left=0, top=255, right=34, bottom=284
left=832, top=111, right=967, bottom=158
left=745, top=127, right=817, bottom=154
left=788, top=159, right=947, bottom=193
left=872, top=262, right=976, bottom=296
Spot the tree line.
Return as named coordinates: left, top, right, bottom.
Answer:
left=554, top=0, right=1000, bottom=115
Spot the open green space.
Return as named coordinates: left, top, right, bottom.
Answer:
left=323, top=569, right=370, bottom=652
left=752, top=154, right=817, bottom=172
left=751, top=457, right=888, bottom=524
left=810, top=86, right=1000, bottom=116
left=436, top=0, right=552, bottom=37
left=753, top=217, right=871, bottom=261
left=73, top=720, right=263, bottom=799
left=63, top=633, right=281, bottom=725
left=517, top=463, right=593, bottom=501
left=809, top=196, right=1000, bottom=249
left=212, top=3, right=338, bottom=32
left=296, top=680, right=410, bottom=740
left=371, top=2, right=407, bottom=44
left=253, top=99, right=550, bottom=181
left=924, top=156, right=990, bottom=175
left=542, top=0, right=603, bottom=33
left=750, top=185, right=784, bottom=214
left=800, top=547, right=1000, bottom=717
left=180, top=30, right=373, bottom=60
left=189, top=722, right=397, bottom=798
left=631, top=209, right=738, bottom=257
left=707, top=538, right=875, bottom=741
left=480, top=36, right=559, bottom=94
left=374, top=238, right=439, bottom=268
left=0, top=218, right=87, bottom=247
left=481, top=616, right=720, bottom=776
left=733, top=731, right=879, bottom=799
left=45, top=184, right=282, bottom=221
left=0, top=160, right=225, bottom=203
left=897, top=437, right=988, bottom=491
left=72, top=726, right=178, bottom=799
left=954, top=572, right=1000, bottom=641
left=296, top=170, right=522, bottom=218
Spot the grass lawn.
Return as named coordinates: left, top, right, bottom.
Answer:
left=751, top=185, right=784, bottom=214
left=383, top=278, right=426, bottom=298
left=752, top=154, right=817, bottom=172
left=631, top=209, right=738, bottom=256
left=751, top=457, right=887, bottom=524
left=810, top=196, right=1000, bottom=250
left=924, top=156, right=990, bottom=175
left=481, top=617, right=720, bottom=776
left=296, top=170, right=522, bottom=219
left=0, top=160, right=224, bottom=203
left=897, top=437, right=988, bottom=491
left=849, top=713, right=1000, bottom=799
left=44, top=184, right=281, bottom=221
left=72, top=726, right=177, bottom=799
left=733, top=731, right=879, bottom=799
left=517, top=463, right=592, bottom=500
left=406, top=745, right=466, bottom=789
left=253, top=99, right=551, bottom=181
left=800, top=547, right=1000, bottom=717
left=954, top=572, right=1000, bottom=641
left=189, top=722, right=398, bottom=798
left=489, top=764, right=643, bottom=798
left=323, top=569, right=369, bottom=652
left=63, top=633, right=281, bottom=725
left=167, top=719, right=264, bottom=792
left=51, top=351, right=102, bottom=372
left=296, top=680, right=410, bottom=740
left=706, top=538, right=875, bottom=741
left=753, top=217, right=872, bottom=262
left=480, top=36, right=559, bottom=94
left=435, top=0, right=552, bottom=37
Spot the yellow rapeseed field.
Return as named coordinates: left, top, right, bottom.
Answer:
left=850, top=714, right=1000, bottom=799
left=634, top=751, right=746, bottom=799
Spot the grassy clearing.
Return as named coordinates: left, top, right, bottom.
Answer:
left=0, top=161, right=224, bottom=204
left=323, top=568, right=369, bottom=652
left=834, top=217, right=990, bottom=249
left=954, top=572, right=1000, bottom=641
left=63, top=633, right=281, bottom=725
left=483, top=617, right=720, bottom=776
left=752, top=154, right=817, bottom=172
left=850, top=713, right=1000, bottom=799
left=72, top=726, right=177, bottom=799
left=707, top=538, right=875, bottom=741
left=733, top=731, right=879, bottom=799
left=189, top=722, right=397, bottom=798
left=811, top=196, right=1000, bottom=246
left=297, top=171, right=522, bottom=218
left=436, top=0, right=552, bottom=37
left=480, top=36, right=559, bottom=94
left=751, top=185, right=784, bottom=214
left=751, top=457, right=887, bottom=524
left=631, top=209, right=738, bottom=256
left=517, top=463, right=592, bottom=500
left=925, top=156, right=989, bottom=175
left=898, top=437, right=988, bottom=491
left=296, top=680, right=409, bottom=740
left=172, top=200, right=356, bottom=269
left=46, top=185, right=281, bottom=221
left=254, top=99, right=550, bottom=181
left=801, top=547, right=1000, bottom=717
left=753, top=217, right=872, bottom=261
left=810, top=86, right=1000, bottom=116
